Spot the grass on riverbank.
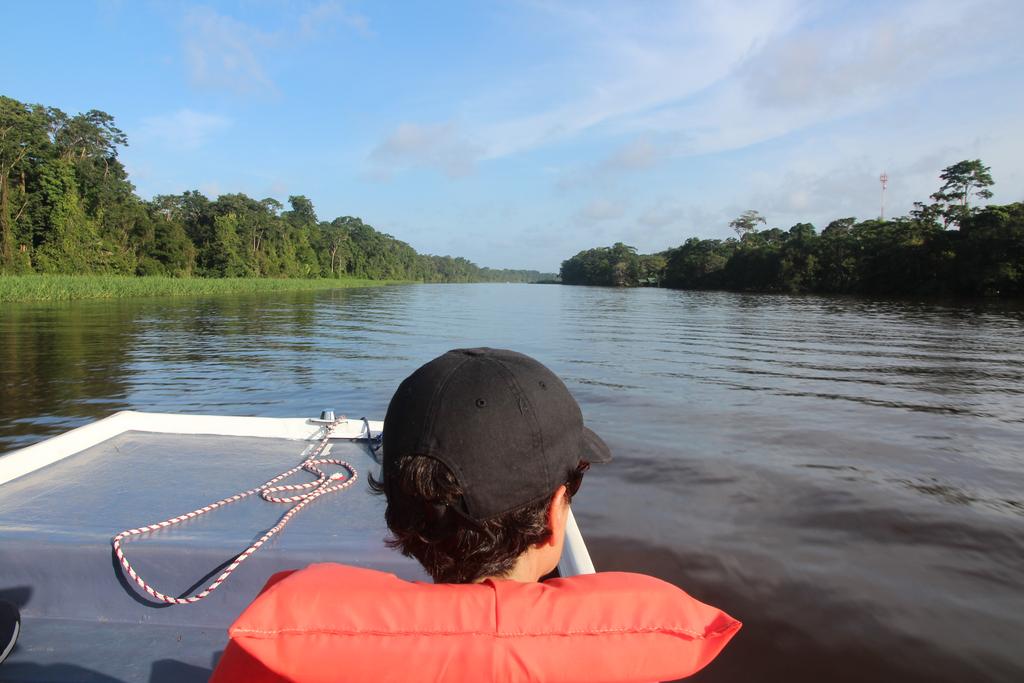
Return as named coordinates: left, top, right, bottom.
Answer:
left=0, top=274, right=402, bottom=303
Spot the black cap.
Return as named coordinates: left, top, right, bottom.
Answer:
left=383, top=348, right=611, bottom=521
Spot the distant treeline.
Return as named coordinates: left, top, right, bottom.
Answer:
left=560, top=160, right=1023, bottom=297
left=0, top=96, right=553, bottom=283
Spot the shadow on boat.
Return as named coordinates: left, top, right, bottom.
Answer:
left=1, top=658, right=216, bottom=683
left=150, top=657, right=216, bottom=683
left=1, top=583, right=219, bottom=683
left=0, top=586, right=31, bottom=608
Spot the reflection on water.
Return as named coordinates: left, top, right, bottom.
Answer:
left=2, top=284, right=1024, bottom=681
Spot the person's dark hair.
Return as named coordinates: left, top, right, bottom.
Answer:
left=369, top=456, right=580, bottom=584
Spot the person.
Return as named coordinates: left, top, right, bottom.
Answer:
left=211, top=348, right=739, bottom=682
left=367, top=346, right=611, bottom=585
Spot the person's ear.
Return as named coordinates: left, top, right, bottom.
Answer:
left=542, top=485, right=569, bottom=547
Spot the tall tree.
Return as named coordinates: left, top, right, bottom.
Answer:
left=50, top=109, right=127, bottom=165
left=33, top=159, right=105, bottom=273
left=930, top=159, right=995, bottom=227
left=730, top=210, right=766, bottom=238
left=0, top=97, right=50, bottom=270
left=319, top=218, right=352, bottom=277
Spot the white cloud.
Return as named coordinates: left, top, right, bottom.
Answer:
left=478, top=1, right=804, bottom=158
left=574, top=198, right=627, bottom=225
left=183, top=7, right=276, bottom=94
left=200, top=181, right=223, bottom=197
left=138, top=109, right=231, bottom=150
left=267, top=180, right=289, bottom=197
left=181, top=2, right=372, bottom=95
left=744, top=121, right=1024, bottom=230
left=614, top=104, right=1024, bottom=249
left=367, top=122, right=483, bottom=179
left=557, top=135, right=673, bottom=191
left=621, top=201, right=724, bottom=253
left=368, top=0, right=803, bottom=179
left=378, top=0, right=1020, bottom=185
left=743, top=1, right=1013, bottom=111
left=602, top=137, right=664, bottom=172
left=638, top=203, right=688, bottom=230
left=559, top=66, right=1024, bottom=255
left=630, top=0, right=1022, bottom=157
left=298, top=1, right=372, bottom=38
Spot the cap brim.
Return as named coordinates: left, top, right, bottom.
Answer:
left=582, top=427, right=613, bottom=463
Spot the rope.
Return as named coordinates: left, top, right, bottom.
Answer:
left=112, top=418, right=358, bottom=605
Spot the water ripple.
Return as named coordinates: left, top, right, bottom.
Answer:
left=2, top=284, right=1024, bottom=681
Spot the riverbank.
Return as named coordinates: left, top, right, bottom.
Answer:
left=0, top=274, right=402, bottom=303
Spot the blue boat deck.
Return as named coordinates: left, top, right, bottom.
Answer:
left=0, top=429, right=426, bottom=682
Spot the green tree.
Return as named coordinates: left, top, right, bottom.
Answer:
left=954, top=202, right=1024, bottom=295
left=817, top=219, right=860, bottom=292
left=142, top=213, right=195, bottom=276
left=609, top=242, right=640, bottom=286
left=729, top=210, right=766, bottom=238
left=909, top=201, right=944, bottom=228
left=779, top=223, right=819, bottom=292
left=559, top=243, right=642, bottom=286
left=283, top=195, right=320, bottom=276
left=0, top=97, right=50, bottom=271
left=33, top=159, right=104, bottom=273
left=207, top=213, right=246, bottom=277
left=930, top=159, right=994, bottom=227
left=822, top=217, right=856, bottom=238
left=49, top=109, right=127, bottom=164
left=663, top=238, right=733, bottom=289
left=319, top=218, right=353, bottom=277
left=0, top=95, right=560, bottom=285
left=638, top=253, right=666, bottom=286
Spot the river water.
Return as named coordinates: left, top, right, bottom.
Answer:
left=2, top=284, right=1023, bottom=682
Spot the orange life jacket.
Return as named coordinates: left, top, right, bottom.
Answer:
left=211, top=563, right=740, bottom=683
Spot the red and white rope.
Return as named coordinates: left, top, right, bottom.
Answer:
left=112, top=420, right=358, bottom=604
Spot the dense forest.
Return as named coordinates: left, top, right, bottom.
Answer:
left=561, top=160, right=1023, bottom=297
left=0, top=96, right=553, bottom=283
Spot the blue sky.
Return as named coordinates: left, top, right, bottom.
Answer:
left=5, top=0, right=1023, bottom=271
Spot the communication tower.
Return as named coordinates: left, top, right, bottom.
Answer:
left=879, top=172, right=888, bottom=220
